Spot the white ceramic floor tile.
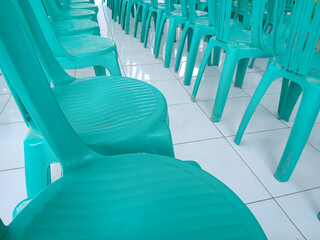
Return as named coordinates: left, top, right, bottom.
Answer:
left=198, top=97, right=288, bottom=136
left=119, top=49, right=163, bottom=66
left=173, top=60, right=220, bottom=80
left=0, top=97, right=24, bottom=124
left=252, top=58, right=270, bottom=71
left=227, top=129, right=320, bottom=197
left=215, top=52, right=264, bottom=73
left=0, top=95, right=10, bottom=113
left=309, top=124, right=320, bottom=151
left=247, top=199, right=305, bottom=240
left=184, top=75, right=247, bottom=102
left=65, top=69, right=76, bottom=77
left=149, top=80, right=192, bottom=105
left=124, top=64, right=177, bottom=81
left=174, top=138, right=271, bottom=203
left=168, top=103, right=222, bottom=144
left=276, top=188, right=320, bottom=240
left=0, top=123, right=28, bottom=171
left=0, top=75, right=11, bottom=95
left=241, top=72, right=283, bottom=96
left=75, top=67, right=96, bottom=78
left=0, top=168, right=27, bottom=225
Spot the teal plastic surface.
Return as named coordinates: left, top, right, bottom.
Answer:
left=154, top=0, right=207, bottom=68
left=0, top=1, right=266, bottom=238
left=191, top=0, right=285, bottom=122
left=9, top=0, right=174, bottom=198
left=22, top=0, right=121, bottom=76
left=42, top=0, right=98, bottom=22
left=235, top=0, right=320, bottom=183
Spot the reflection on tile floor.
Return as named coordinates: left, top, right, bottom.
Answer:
left=0, top=4, right=319, bottom=239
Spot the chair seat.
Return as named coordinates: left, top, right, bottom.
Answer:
left=67, top=3, right=98, bottom=13
left=227, top=30, right=286, bottom=54
left=52, top=19, right=99, bottom=36
left=69, top=0, right=92, bottom=3
left=53, top=76, right=168, bottom=154
left=60, top=35, right=116, bottom=57
left=60, top=8, right=96, bottom=20
left=6, top=154, right=266, bottom=240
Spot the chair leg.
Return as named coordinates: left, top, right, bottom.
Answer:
left=212, top=46, right=221, bottom=66
left=143, top=11, right=154, bottom=48
left=234, top=58, right=249, bottom=88
left=187, top=28, right=193, bottom=52
left=278, top=81, right=302, bottom=122
left=94, top=66, right=107, bottom=76
left=134, top=4, right=141, bottom=38
left=211, top=51, right=239, bottom=122
left=234, top=67, right=280, bottom=145
left=183, top=29, right=202, bottom=84
left=140, top=5, right=148, bottom=43
left=191, top=40, right=216, bottom=99
left=278, top=77, right=290, bottom=115
left=174, top=25, right=191, bottom=72
left=164, top=19, right=179, bottom=68
left=121, top=1, right=127, bottom=29
left=103, top=52, right=122, bottom=76
left=248, top=58, right=255, bottom=69
left=154, top=15, right=167, bottom=58
left=274, top=88, right=320, bottom=182
left=125, top=3, right=132, bottom=34
left=24, top=130, right=58, bottom=198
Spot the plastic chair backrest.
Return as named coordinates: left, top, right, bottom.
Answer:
left=163, top=0, right=186, bottom=15
left=24, top=0, right=67, bottom=56
left=280, top=0, right=320, bottom=75
left=285, top=0, right=294, bottom=12
left=41, top=0, right=63, bottom=21
left=187, top=0, right=196, bottom=24
left=14, top=0, right=74, bottom=85
left=208, top=0, right=232, bottom=42
left=0, top=0, right=97, bottom=170
left=209, top=0, right=275, bottom=49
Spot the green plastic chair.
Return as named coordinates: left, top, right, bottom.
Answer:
left=174, top=0, right=212, bottom=75
left=71, top=0, right=95, bottom=4
left=196, top=0, right=207, bottom=11
left=191, top=0, right=285, bottom=122
left=235, top=0, right=320, bottom=182
left=41, top=0, right=98, bottom=22
left=0, top=2, right=267, bottom=238
left=120, top=0, right=139, bottom=34
left=134, top=0, right=153, bottom=42
left=174, top=0, right=244, bottom=86
left=60, top=0, right=98, bottom=13
left=51, top=18, right=100, bottom=37
left=154, top=0, right=207, bottom=68
left=143, top=0, right=166, bottom=48
left=25, top=0, right=121, bottom=76
left=13, top=0, right=174, bottom=198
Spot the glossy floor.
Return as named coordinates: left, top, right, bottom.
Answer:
left=0, top=3, right=320, bottom=240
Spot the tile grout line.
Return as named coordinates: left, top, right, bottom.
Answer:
left=102, top=9, right=315, bottom=239
left=0, top=166, right=24, bottom=173
left=273, top=199, right=308, bottom=240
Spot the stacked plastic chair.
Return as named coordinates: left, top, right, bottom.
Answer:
left=191, top=0, right=286, bottom=122
left=154, top=0, right=207, bottom=68
left=42, top=0, right=98, bottom=22
left=0, top=1, right=267, bottom=239
left=134, top=0, right=153, bottom=42
left=235, top=0, right=320, bottom=183
left=12, top=0, right=175, bottom=198
left=25, top=0, right=121, bottom=76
